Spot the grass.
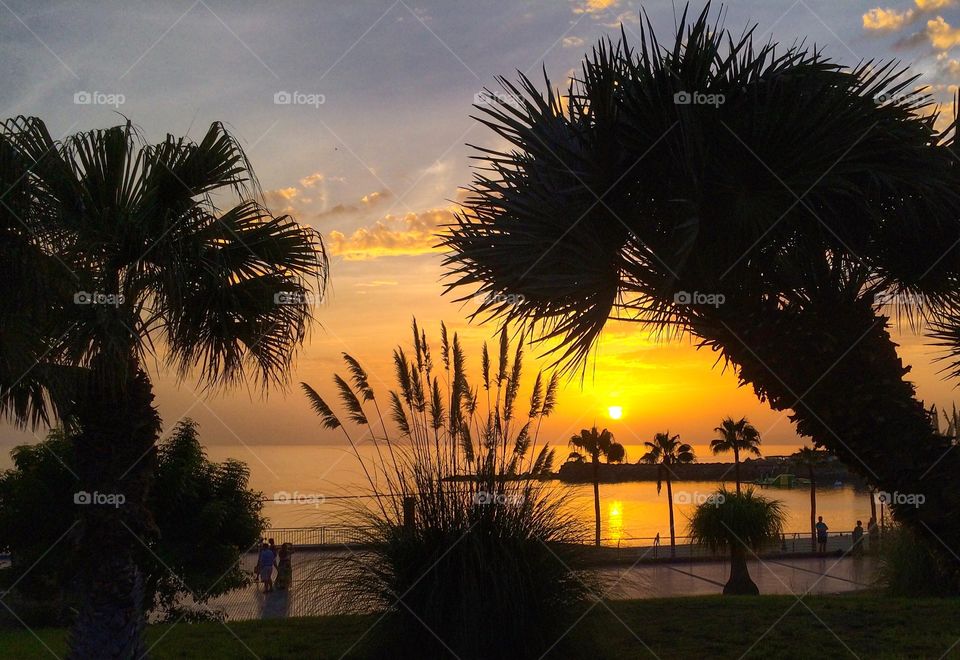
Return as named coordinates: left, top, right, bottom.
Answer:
left=2, top=596, right=960, bottom=659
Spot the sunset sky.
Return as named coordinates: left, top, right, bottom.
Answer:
left=3, top=0, right=960, bottom=459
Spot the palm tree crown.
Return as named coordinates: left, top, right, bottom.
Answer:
left=569, top=427, right=622, bottom=462
left=0, top=117, right=327, bottom=425
left=711, top=417, right=761, bottom=458
left=711, top=416, right=761, bottom=493
left=639, top=432, right=695, bottom=492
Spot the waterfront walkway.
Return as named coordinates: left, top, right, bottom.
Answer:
left=205, top=547, right=877, bottom=621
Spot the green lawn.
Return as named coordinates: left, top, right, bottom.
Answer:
left=2, top=596, right=959, bottom=659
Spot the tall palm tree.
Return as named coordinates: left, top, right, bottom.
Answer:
left=793, top=447, right=828, bottom=551
left=569, top=427, right=623, bottom=546
left=0, top=117, right=327, bottom=658
left=710, top=417, right=761, bottom=494
left=639, top=432, right=695, bottom=557
left=688, top=488, right=786, bottom=595
left=441, top=2, right=960, bottom=568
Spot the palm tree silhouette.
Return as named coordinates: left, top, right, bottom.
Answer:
left=688, top=488, right=786, bottom=595
left=711, top=417, right=761, bottom=494
left=0, top=117, right=326, bottom=657
left=441, top=2, right=960, bottom=561
left=793, top=447, right=828, bottom=551
left=569, top=427, right=624, bottom=546
left=639, top=432, right=695, bottom=557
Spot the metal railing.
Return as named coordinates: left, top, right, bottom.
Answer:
left=256, top=526, right=874, bottom=555
left=257, top=526, right=373, bottom=548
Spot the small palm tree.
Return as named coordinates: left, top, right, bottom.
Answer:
left=793, top=447, right=829, bottom=551
left=569, top=427, right=624, bottom=546
left=688, top=488, right=786, bottom=595
left=710, top=417, right=762, bottom=494
left=639, top=432, right=695, bottom=557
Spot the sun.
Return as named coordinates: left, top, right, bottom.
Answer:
left=607, top=405, right=623, bottom=420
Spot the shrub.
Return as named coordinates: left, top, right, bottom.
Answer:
left=0, top=419, right=264, bottom=624
left=877, top=526, right=960, bottom=597
left=302, top=320, right=592, bottom=659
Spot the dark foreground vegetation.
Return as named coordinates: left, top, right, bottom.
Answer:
left=1, top=596, right=958, bottom=659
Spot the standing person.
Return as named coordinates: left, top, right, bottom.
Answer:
left=867, top=516, right=879, bottom=552
left=276, top=543, right=294, bottom=590
left=258, top=542, right=277, bottom=592
left=253, top=537, right=266, bottom=583
left=815, top=516, right=829, bottom=553
left=851, top=520, right=864, bottom=556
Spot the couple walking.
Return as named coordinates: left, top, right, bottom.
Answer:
left=255, top=538, right=293, bottom=592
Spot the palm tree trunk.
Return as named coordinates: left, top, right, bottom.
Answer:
left=723, top=544, right=759, bottom=595
left=666, top=477, right=676, bottom=558
left=68, top=363, right=161, bottom=659
left=592, top=453, right=601, bottom=547
left=733, top=447, right=741, bottom=495
left=809, top=466, right=817, bottom=552
left=700, top=297, right=960, bottom=575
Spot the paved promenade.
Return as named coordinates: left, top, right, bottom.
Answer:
left=203, top=548, right=877, bottom=621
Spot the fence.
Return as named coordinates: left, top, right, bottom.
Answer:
left=257, top=526, right=373, bottom=548
left=257, top=526, right=866, bottom=556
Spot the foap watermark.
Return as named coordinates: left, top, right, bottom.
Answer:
left=875, top=291, right=927, bottom=307
left=273, top=291, right=321, bottom=306
left=875, top=91, right=914, bottom=105
left=74, top=490, right=126, bottom=508
left=478, top=291, right=526, bottom=307
left=876, top=491, right=925, bottom=508
left=474, top=90, right=523, bottom=109
left=473, top=491, right=525, bottom=506
left=673, top=290, right=725, bottom=308
left=674, top=491, right=725, bottom=506
left=274, top=91, right=326, bottom=108
left=273, top=490, right=326, bottom=507
left=74, top=291, right=125, bottom=307
left=74, top=90, right=125, bottom=108
left=673, top=90, right=725, bottom=107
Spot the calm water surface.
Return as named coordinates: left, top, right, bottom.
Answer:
left=199, top=444, right=876, bottom=542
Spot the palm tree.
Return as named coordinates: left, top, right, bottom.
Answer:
left=688, top=488, right=786, bottom=595
left=639, top=432, right=695, bottom=557
left=0, top=117, right=327, bottom=657
left=441, top=2, right=960, bottom=565
left=710, top=417, right=761, bottom=494
left=569, top=427, right=624, bottom=546
left=793, top=447, right=828, bottom=551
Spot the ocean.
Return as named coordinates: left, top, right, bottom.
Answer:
left=201, top=443, right=876, bottom=542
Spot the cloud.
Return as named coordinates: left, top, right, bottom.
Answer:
left=572, top=0, right=619, bottom=14
left=314, top=189, right=393, bottom=220
left=354, top=280, right=399, bottom=288
left=562, top=36, right=585, bottom=48
left=263, top=187, right=300, bottom=214
left=863, top=0, right=956, bottom=34
left=926, top=16, right=960, bottom=48
left=315, top=203, right=357, bottom=219
left=864, top=7, right=913, bottom=30
left=327, top=208, right=455, bottom=260
left=299, top=172, right=325, bottom=188
left=264, top=187, right=298, bottom=202
left=361, top=190, right=391, bottom=205
left=602, top=10, right=641, bottom=28
left=298, top=172, right=344, bottom=188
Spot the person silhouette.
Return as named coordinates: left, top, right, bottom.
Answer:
left=815, top=516, right=829, bottom=553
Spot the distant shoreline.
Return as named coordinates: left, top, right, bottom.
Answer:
left=555, top=458, right=866, bottom=486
